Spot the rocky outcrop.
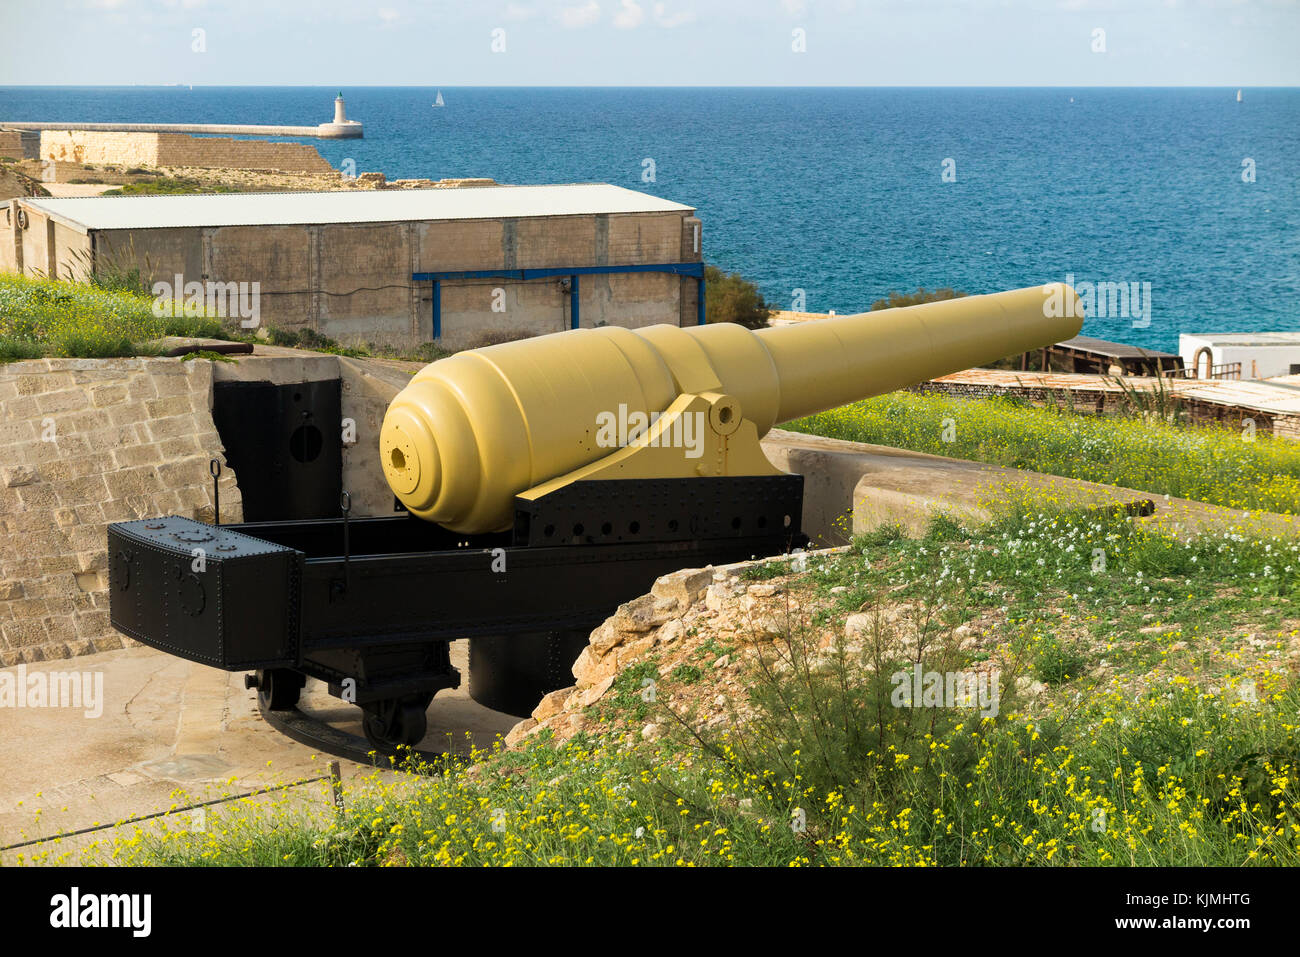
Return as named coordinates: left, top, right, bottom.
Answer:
left=504, top=553, right=846, bottom=747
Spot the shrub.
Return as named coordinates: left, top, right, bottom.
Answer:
left=1034, top=636, right=1088, bottom=684
left=103, top=177, right=234, bottom=196
left=705, top=264, right=772, bottom=330
left=871, top=287, right=968, bottom=311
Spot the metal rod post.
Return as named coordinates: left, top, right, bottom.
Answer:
left=209, top=457, right=222, bottom=525
left=340, top=491, right=351, bottom=593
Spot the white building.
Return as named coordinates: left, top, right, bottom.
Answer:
left=1179, top=333, right=1300, bottom=381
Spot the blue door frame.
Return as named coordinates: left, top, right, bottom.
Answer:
left=412, top=262, right=706, bottom=340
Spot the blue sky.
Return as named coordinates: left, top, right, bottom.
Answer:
left=1, top=0, right=1296, bottom=86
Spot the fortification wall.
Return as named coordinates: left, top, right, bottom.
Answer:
left=154, top=134, right=335, bottom=173
left=40, top=130, right=160, bottom=167
left=0, top=358, right=241, bottom=666
left=0, top=129, right=36, bottom=161
left=0, top=351, right=420, bottom=664
left=38, top=130, right=334, bottom=174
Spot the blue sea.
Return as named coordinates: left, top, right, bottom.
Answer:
left=2, top=86, right=1297, bottom=353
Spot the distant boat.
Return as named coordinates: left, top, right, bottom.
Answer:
left=433, top=91, right=445, bottom=108
left=1237, top=89, right=1243, bottom=102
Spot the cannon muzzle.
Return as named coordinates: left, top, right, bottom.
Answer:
left=381, top=283, right=1083, bottom=533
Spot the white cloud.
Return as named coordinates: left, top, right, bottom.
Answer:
left=653, top=2, right=695, bottom=26
left=557, top=1, right=601, bottom=27
left=377, top=7, right=400, bottom=24
left=613, top=0, right=644, bottom=28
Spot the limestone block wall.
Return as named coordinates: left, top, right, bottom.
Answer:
left=40, top=131, right=161, bottom=168
left=38, top=130, right=334, bottom=174
left=0, top=358, right=241, bottom=666
left=0, top=130, right=31, bottom=161
left=154, top=135, right=335, bottom=173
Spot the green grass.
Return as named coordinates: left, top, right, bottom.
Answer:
left=0, top=275, right=458, bottom=363
left=0, top=273, right=228, bottom=360
left=67, top=502, right=1298, bottom=868
left=786, top=391, right=1300, bottom=514
left=101, top=176, right=236, bottom=196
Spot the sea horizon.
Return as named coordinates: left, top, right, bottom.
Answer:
left=3, top=84, right=1296, bottom=353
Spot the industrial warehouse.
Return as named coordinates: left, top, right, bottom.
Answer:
left=0, top=183, right=705, bottom=348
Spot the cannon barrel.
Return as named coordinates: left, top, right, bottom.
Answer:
left=381, top=283, right=1084, bottom=533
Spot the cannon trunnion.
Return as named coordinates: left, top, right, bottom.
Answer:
left=108, top=475, right=805, bottom=752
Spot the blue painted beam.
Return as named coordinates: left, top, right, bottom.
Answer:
left=433, top=279, right=441, bottom=340
left=417, top=261, right=706, bottom=340
left=413, top=261, right=704, bottom=282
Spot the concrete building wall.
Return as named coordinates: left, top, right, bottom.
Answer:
left=19, top=205, right=51, bottom=278
left=0, top=206, right=16, bottom=274
left=514, top=215, right=596, bottom=269
left=317, top=221, right=414, bottom=342
left=209, top=224, right=313, bottom=330
left=439, top=277, right=568, bottom=345
left=417, top=219, right=504, bottom=271
left=608, top=212, right=684, bottom=263
left=416, top=211, right=698, bottom=349
left=1180, top=334, right=1300, bottom=380
left=1, top=198, right=701, bottom=348
left=95, top=227, right=204, bottom=289
left=39, top=130, right=334, bottom=173
left=51, top=221, right=92, bottom=281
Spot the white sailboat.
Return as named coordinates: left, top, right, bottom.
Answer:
left=1237, top=89, right=1243, bottom=102
left=433, top=90, right=445, bottom=108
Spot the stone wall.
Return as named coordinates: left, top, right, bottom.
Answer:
left=155, top=135, right=335, bottom=173
left=38, top=130, right=334, bottom=174
left=0, top=129, right=36, bottom=161
left=0, top=350, right=426, bottom=665
left=0, top=358, right=241, bottom=666
left=40, top=131, right=159, bottom=168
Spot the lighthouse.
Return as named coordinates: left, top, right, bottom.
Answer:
left=318, top=91, right=364, bottom=139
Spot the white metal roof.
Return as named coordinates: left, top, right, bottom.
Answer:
left=1180, top=332, right=1300, bottom=347
left=21, top=183, right=693, bottom=232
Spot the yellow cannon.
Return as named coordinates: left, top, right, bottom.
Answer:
left=382, top=283, right=1084, bottom=534
left=108, top=281, right=1086, bottom=752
